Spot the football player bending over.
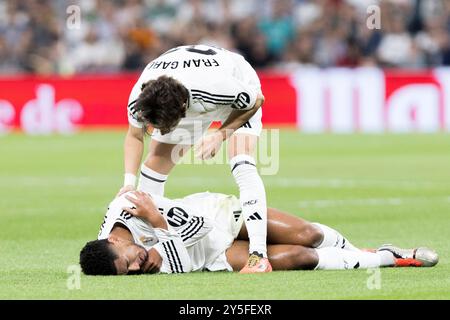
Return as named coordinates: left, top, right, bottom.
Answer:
left=119, top=44, right=270, bottom=273
left=80, top=191, right=438, bottom=275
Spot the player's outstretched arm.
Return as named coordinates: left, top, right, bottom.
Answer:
left=117, top=125, right=145, bottom=197
left=195, top=94, right=264, bottom=160
left=219, top=93, right=265, bottom=139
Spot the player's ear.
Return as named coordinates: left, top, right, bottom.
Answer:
left=107, top=236, right=120, bottom=244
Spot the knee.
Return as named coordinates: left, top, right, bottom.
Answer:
left=228, top=135, right=257, bottom=158
left=289, top=246, right=318, bottom=270
left=297, top=224, right=323, bottom=248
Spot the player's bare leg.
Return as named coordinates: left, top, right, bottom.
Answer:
left=138, top=139, right=191, bottom=196
left=237, top=207, right=321, bottom=246
left=226, top=240, right=428, bottom=272
left=226, top=240, right=318, bottom=271
left=228, top=133, right=271, bottom=273
left=237, top=207, right=360, bottom=252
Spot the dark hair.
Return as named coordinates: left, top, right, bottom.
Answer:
left=135, top=75, right=189, bottom=135
left=79, top=239, right=118, bottom=275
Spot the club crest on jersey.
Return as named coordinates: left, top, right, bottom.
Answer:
left=140, top=236, right=158, bottom=246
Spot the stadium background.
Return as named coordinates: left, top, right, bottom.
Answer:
left=0, top=0, right=449, bottom=300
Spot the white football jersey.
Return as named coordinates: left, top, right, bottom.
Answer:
left=98, top=192, right=214, bottom=273
left=174, top=192, right=244, bottom=272
left=97, top=191, right=243, bottom=273
left=127, top=44, right=261, bottom=128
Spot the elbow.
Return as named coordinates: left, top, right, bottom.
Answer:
left=126, top=127, right=144, bottom=143
left=255, top=93, right=265, bottom=108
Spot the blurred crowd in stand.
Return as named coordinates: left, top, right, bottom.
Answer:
left=1, top=0, right=450, bottom=74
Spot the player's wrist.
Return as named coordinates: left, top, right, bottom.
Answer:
left=146, top=213, right=168, bottom=229
left=216, top=129, right=230, bottom=141
left=123, top=173, right=137, bottom=187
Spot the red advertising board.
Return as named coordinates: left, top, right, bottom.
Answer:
left=1, top=68, right=449, bottom=134
left=0, top=73, right=297, bottom=134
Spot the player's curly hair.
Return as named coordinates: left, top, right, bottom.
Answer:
left=135, top=75, right=189, bottom=135
left=79, top=239, right=118, bottom=276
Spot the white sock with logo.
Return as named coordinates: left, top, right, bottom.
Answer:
left=137, top=164, right=168, bottom=196
left=313, top=223, right=360, bottom=252
left=230, top=154, right=267, bottom=257
left=314, top=247, right=394, bottom=270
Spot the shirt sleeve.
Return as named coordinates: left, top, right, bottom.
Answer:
left=97, top=197, right=133, bottom=240
left=177, top=215, right=213, bottom=248
left=191, top=71, right=259, bottom=112
left=153, top=228, right=192, bottom=274
left=227, top=75, right=259, bottom=111
left=227, top=51, right=261, bottom=110
left=127, top=82, right=143, bottom=128
left=152, top=194, right=214, bottom=248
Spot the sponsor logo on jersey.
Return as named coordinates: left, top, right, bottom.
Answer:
left=167, top=207, right=190, bottom=227
left=233, top=92, right=251, bottom=109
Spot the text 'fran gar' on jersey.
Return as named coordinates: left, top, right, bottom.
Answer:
left=127, top=44, right=261, bottom=128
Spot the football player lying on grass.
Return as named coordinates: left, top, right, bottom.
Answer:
left=80, top=191, right=439, bottom=275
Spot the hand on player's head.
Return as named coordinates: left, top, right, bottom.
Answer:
left=123, top=191, right=156, bottom=218
left=142, top=248, right=162, bottom=274
left=123, top=191, right=168, bottom=229
left=116, top=185, right=135, bottom=198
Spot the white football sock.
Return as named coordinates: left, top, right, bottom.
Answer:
left=230, top=154, right=267, bottom=257
left=377, top=250, right=395, bottom=266
left=314, top=247, right=394, bottom=270
left=312, top=223, right=360, bottom=252
left=137, top=164, right=168, bottom=196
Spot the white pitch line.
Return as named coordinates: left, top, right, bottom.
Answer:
left=180, top=176, right=450, bottom=188
left=263, top=177, right=450, bottom=189
left=170, top=177, right=450, bottom=190
left=2, top=176, right=450, bottom=190
left=0, top=176, right=109, bottom=187
left=0, top=206, right=101, bottom=214
left=297, top=198, right=403, bottom=208
left=296, top=196, right=450, bottom=208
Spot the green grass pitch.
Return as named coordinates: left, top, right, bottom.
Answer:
left=0, top=130, right=449, bottom=299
